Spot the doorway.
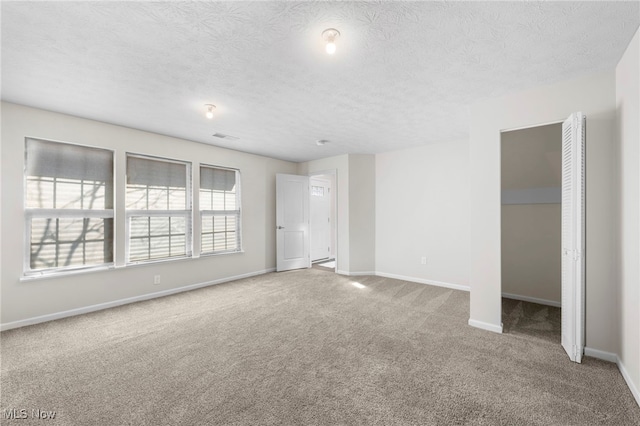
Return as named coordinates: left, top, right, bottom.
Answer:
left=501, top=122, right=563, bottom=343
left=310, top=172, right=336, bottom=272
left=500, top=112, right=586, bottom=363
left=275, top=170, right=338, bottom=273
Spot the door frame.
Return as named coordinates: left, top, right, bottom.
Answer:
left=499, top=116, right=586, bottom=362
left=309, top=169, right=338, bottom=271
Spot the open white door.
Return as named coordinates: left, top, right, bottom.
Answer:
left=276, top=174, right=310, bottom=272
left=561, top=112, right=586, bottom=363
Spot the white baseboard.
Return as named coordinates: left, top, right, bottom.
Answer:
left=584, top=347, right=618, bottom=363
left=0, top=268, right=275, bottom=331
left=346, top=271, right=376, bottom=276
left=618, top=358, right=640, bottom=408
left=335, top=270, right=376, bottom=276
left=468, top=318, right=503, bottom=334
left=570, top=348, right=639, bottom=407
left=501, top=292, right=561, bottom=308
left=375, top=271, right=470, bottom=292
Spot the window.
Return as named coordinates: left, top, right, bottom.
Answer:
left=199, top=165, right=241, bottom=254
left=24, top=138, right=114, bottom=275
left=126, top=154, right=192, bottom=263
left=311, top=185, right=324, bottom=197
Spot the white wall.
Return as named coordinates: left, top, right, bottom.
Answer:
left=0, top=102, right=297, bottom=326
left=469, top=71, right=618, bottom=351
left=348, top=154, right=375, bottom=274
left=616, top=27, right=640, bottom=403
left=501, top=124, right=562, bottom=305
left=501, top=204, right=561, bottom=304
left=375, top=140, right=470, bottom=289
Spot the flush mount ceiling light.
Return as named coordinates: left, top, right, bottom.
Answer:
left=205, top=104, right=216, bottom=119
left=321, top=28, right=340, bottom=55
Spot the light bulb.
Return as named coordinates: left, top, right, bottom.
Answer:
left=326, top=42, right=336, bottom=55
left=205, top=104, right=216, bottom=119
left=322, top=28, right=340, bottom=56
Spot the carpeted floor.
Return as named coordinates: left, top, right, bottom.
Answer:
left=2, top=268, right=639, bottom=425
left=502, top=297, right=561, bottom=344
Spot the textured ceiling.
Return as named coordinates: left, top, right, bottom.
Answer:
left=2, top=1, right=639, bottom=162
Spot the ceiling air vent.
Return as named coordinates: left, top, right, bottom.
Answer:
left=212, top=133, right=240, bottom=141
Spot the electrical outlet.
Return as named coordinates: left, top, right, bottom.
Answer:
left=421, top=256, right=427, bottom=265
left=153, top=275, right=161, bottom=285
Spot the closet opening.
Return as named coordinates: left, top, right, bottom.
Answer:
left=500, top=122, right=563, bottom=344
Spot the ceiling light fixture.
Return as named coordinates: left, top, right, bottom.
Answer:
left=322, top=28, right=340, bottom=55
left=205, top=104, right=216, bottom=119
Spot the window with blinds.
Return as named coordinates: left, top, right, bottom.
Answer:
left=25, top=138, right=114, bottom=275
left=200, top=165, right=241, bottom=254
left=126, top=154, right=192, bottom=263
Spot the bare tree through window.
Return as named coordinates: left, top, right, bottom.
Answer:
left=25, top=139, right=114, bottom=275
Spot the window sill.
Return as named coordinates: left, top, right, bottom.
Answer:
left=125, top=255, right=193, bottom=268
left=198, top=250, right=245, bottom=258
left=123, top=250, right=243, bottom=268
left=20, top=250, right=245, bottom=282
left=21, top=265, right=115, bottom=282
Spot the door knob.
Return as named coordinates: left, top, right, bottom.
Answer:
left=277, top=226, right=285, bottom=230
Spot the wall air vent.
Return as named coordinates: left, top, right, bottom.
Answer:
left=212, top=133, right=240, bottom=141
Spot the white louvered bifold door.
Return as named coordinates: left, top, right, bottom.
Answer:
left=561, top=112, right=586, bottom=363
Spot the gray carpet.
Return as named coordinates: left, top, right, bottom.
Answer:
left=2, top=269, right=639, bottom=425
left=502, top=298, right=561, bottom=344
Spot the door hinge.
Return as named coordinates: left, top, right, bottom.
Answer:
left=564, top=249, right=581, bottom=261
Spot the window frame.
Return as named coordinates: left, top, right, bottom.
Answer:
left=22, top=139, right=246, bottom=279
left=199, top=163, right=242, bottom=256
left=124, top=153, right=193, bottom=265
left=23, top=137, right=115, bottom=277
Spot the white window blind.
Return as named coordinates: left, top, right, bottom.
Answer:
left=199, top=165, right=241, bottom=254
left=25, top=138, right=114, bottom=275
left=126, top=154, right=192, bottom=263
